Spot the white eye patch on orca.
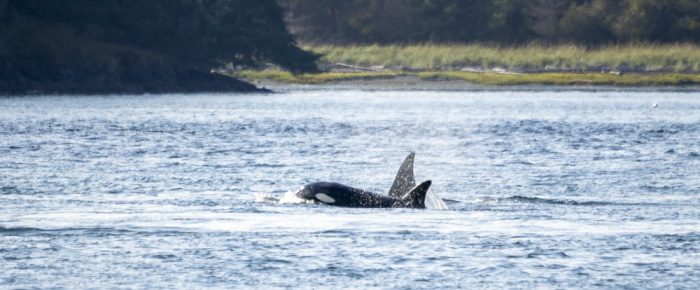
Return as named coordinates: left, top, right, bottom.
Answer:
left=314, top=193, right=335, bottom=204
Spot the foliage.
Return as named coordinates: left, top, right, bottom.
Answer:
left=280, top=0, right=700, bottom=45
left=1, top=0, right=317, bottom=93
left=9, top=0, right=317, bottom=70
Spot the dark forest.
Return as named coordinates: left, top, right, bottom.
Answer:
left=280, top=0, right=700, bottom=45
left=0, top=0, right=317, bottom=94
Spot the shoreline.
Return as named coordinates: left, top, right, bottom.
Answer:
left=0, top=71, right=269, bottom=96
left=251, top=76, right=700, bottom=93
left=234, top=70, right=700, bottom=89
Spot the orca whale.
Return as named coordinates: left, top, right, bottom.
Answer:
left=295, top=153, right=444, bottom=209
left=295, top=180, right=431, bottom=208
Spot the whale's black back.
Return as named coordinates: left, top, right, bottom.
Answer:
left=296, top=180, right=431, bottom=209
left=297, top=182, right=398, bottom=208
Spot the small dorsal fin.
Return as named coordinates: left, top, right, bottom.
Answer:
left=388, top=153, right=416, bottom=197
left=400, top=180, right=431, bottom=208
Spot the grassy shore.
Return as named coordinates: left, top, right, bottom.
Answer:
left=234, top=70, right=402, bottom=84
left=233, top=70, right=700, bottom=86
left=308, top=43, right=700, bottom=72
left=233, top=44, right=700, bottom=87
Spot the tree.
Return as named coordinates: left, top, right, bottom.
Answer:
left=1, top=0, right=318, bottom=93
left=279, top=0, right=358, bottom=44
left=669, top=0, right=700, bottom=42
left=526, top=0, right=570, bottom=43
left=347, top=0, right=409, bottom=43
left=405, top=0, right=494, bottom=42
left=488, top=0, right=534, bottom=44
left=276, top=0, right=700, bottom=45
left=0, top=0, right=7, bottom=22
left=560, top=0, right=616, bottom=45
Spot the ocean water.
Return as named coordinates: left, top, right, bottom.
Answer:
left=1, top=88, right=699, bottom=289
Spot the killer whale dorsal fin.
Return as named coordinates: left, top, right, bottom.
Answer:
left=388, top=152, right=417, bottom=197
left=401, top=180, right=431, bottom=208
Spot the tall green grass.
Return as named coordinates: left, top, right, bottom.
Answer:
left=308, top=43, right=700, bottom=72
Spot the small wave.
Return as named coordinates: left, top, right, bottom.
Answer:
left=254, top=192, right=280, bottom=203
left=498, top=196, right=633, bottom=206
left=0, top=185, right=22, bottom=195
left=0, top=226, right=197, bottom=237
left=254, top=190, right=310, bottom=205
left=279, top=190, right=310, bottom=204
left=0, top=226, right=41, bottom=234
left=0, top=226, right=125, bottom=235
left=425, top=190, right=449, bottom=210
left=146, top=253, right=180, bottom=261
left=526, top=251, right=571, bottom=259
left=314, top=229, right=355, bottom=235
left=442, top=198, right=461, bottom=205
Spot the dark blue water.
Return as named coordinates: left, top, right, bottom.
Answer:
left=1, top=89, right=699, bottom=288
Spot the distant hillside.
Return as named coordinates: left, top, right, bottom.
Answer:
left=279, top=0, right=700, bottom=45
left=0, top=0, right=317, bottom=94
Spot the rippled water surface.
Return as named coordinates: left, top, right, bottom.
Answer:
left=1, top=89, right=699, bottom=289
